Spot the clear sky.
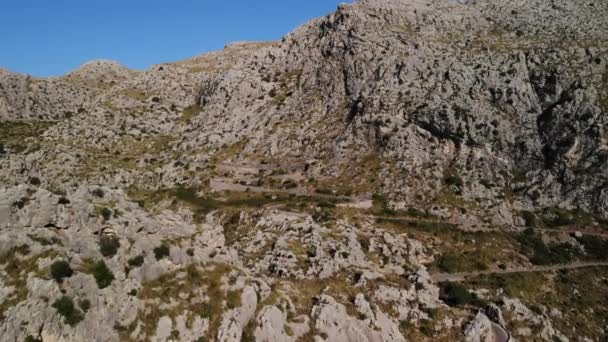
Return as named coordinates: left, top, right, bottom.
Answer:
left=0, top=0, right=348, bottom=77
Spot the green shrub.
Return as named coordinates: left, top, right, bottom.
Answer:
left=100, top=207, right=113, bottom=221
left=91, top=188, right=105, bottom=198
left=52, top=296, right=84, bottom=326
left=317, top=200, right=336, bottom=209
left=577, top=236, right=608, bottom=260
left=29, top=177, right=41, bottom=186
left=92, top=261, right=115, bottom=289
left=440, top=283, right=476, bottom=307
left=78, top=299, right=91, bottom=312
left=444, top=175, right=463, bottom=187
left=58, top=197, right=71, bottom=205
left=520, top=211, right=537, bottom=227
left=50, top=260, right=73, bottom=283
left=25, top=335, right=42, bottom=342
left=154, top=244, right=170, bottom=260
left=516, top=230, right=578, bottom=265
left=128, top=255, right=145, bottom=267
left=99, top=235, right=120, bottom=258
left=541, top=208, right=575, bottom=227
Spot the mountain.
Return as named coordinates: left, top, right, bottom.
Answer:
left=0, top=0, right=607, bottom=341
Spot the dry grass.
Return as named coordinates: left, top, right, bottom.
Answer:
left=135, top=263, right=233, bottom=340
left=0, top=246, right=60, bottom=319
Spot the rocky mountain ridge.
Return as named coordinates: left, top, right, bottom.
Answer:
left=1, top=0, right=607, bottom=341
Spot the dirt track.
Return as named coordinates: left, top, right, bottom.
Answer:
left=431, top=261, right=608, bottom=282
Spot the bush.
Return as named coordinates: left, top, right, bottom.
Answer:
left=58, top=197, right=71, bottom=205
left=577, top=236, right=608, bottom=260
left=25, top=336, right=42, bottom=342
left=542, top=208, right=575, bottom=227
left=99, top=235, right=120, bottom=258
left=516, top=231, right=578, bottom=265
left=440, top=283, right=476, bottom=307
left=128, top=255, right=145, bottom=267
left=154, top=244, right=170, bottom=260
left=50, top=260, right=73, bottom=283
left=92, top=261, right=115, bottom=289
left=29, top=177, right=41, bottom=186
left=444, top=175, right=463, bottom=187
left=91, top=188, right=105, bottom=198
left=52, top=296, right=84, bottom=326
left=520, top=211, right=537, bottom=227
left=78, top=299, right=91, bottom=312
left=100, top=207, right=113, bottom=221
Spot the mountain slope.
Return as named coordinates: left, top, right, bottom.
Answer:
left=1, top=0, right=608, bottom=341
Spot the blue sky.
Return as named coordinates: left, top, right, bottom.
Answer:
left=0, top=0, right=347, bottom=77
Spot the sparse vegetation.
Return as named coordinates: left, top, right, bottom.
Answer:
left=0, top=247, right=59, bottom=319
left=99, top=235, right=120, bottom=258
left=437, top=252, right=488, bottom=273
left=128, top=255, right=145, bottom=267
left=0, top=121, right=54, bottom=154
left=91, top=188, right=105, bottom=198
left=52, top=296, right=85, bottom=326
left=439, top=282, right=482, bottom=307
left=154, top=244, right=170, bottom=260
left=58, top=196, right=71, bottom=205
left=181, top=103, right=202, bottom=122
left=78, top=299, right=91, bottom=312
left=136, top=263, right=233, bottom=340
left=82, top=260, right=115, bottom=289
left=576, top=236, right=608, bottom=261
left=24, top=336, right=43, bottom=342
left=516, top=228, right=578, bottom=265
left=225, top=290, right=242, bottom=309
left=50, top=260, right=73, bottom=283
left=100, top=207, right=113, bottom=221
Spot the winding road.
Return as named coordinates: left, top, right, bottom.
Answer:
left=431, top=261, right=608, bottom=283
left=492, top=322, right=510, bottom=342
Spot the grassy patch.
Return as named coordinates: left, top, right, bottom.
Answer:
left=314, top=154, right=383, bottom=196
left=0, top=121, right=54, bottom=154
left=121, top=89, right=151, bottom=101
left=516, top=228, right=579, bottom=265
left=0, top=247, right=59, bottom=319
left=466, top=268, right=608, bottom=339
left=181, top=103, right=202, bottom=122
left=136, top=263, right=233, bottom=340
left=437, top=252, right=489, bottom=273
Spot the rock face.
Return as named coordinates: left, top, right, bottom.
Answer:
left=464, top=312, right=494, bottom=342
left=1, top=0, right=607, bottom=341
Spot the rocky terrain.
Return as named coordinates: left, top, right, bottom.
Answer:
left=1, top=0, right=608, bottom=341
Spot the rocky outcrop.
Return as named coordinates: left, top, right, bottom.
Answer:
left=1, top=0, right=607, bottom=341
left=311, top=294, right=405, bottom=342
left=464, top=312, right=495, bottom=342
